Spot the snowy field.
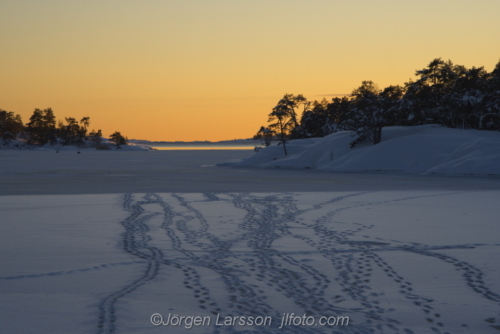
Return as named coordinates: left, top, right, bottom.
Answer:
left=1, top=146, right=500, bottom=333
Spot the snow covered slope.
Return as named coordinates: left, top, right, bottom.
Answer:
left=221, top=125, right=500, bottom=176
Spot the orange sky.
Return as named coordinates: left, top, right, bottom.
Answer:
left=2, top=0, right=500, bottom=141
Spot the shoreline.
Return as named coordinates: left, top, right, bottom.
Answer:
left=1, top=150, right=499, bottom=196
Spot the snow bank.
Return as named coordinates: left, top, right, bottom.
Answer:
left=0, top=139, right=29, bottom=150
left=220, top=125, right=500, bottom=176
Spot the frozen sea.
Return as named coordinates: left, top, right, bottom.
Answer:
left=1, top=149, right=500, bottom=334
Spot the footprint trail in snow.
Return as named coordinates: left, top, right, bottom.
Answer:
left=96, top=192, right=500, bottom=334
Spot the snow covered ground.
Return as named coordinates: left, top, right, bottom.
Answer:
left=1, top=138, right=156, bottom=151
left=1, top=143, right=500, bottom=333
left=221, top=125, right=500, bottom=176
left=1, top=149, right=498, bottom=195
left=1, top=192, right=500, bottom=334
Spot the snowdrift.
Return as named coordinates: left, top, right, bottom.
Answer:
left=219, top=125, right=500, bottom=176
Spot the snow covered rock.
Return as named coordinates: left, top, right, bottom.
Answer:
left=220, top=125, right=500, bottom=176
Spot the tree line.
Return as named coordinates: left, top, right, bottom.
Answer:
left=0, top=107, right=128, bottom=148
left=255, top=58, right=500, bottom=153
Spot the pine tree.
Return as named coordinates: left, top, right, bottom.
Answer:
left=0, top=109, right=24, bottom=144
left=346, top=81, right=384, bottom=146
left=268, top=94, right=309, bottom=155
left=109, top=131, right=127, bottom=147
left=25, top=108, right=56, bottom=145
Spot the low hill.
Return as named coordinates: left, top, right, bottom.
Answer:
left=220, top=125, right=500, bottom=176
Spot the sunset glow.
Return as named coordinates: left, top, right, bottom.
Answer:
left=2, top=0, right=499, bottom=141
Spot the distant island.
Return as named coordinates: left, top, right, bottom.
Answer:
left=128, top=138, right=262, bottom=145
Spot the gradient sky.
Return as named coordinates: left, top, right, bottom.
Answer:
left=1, top=0, right=499, bottom=141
